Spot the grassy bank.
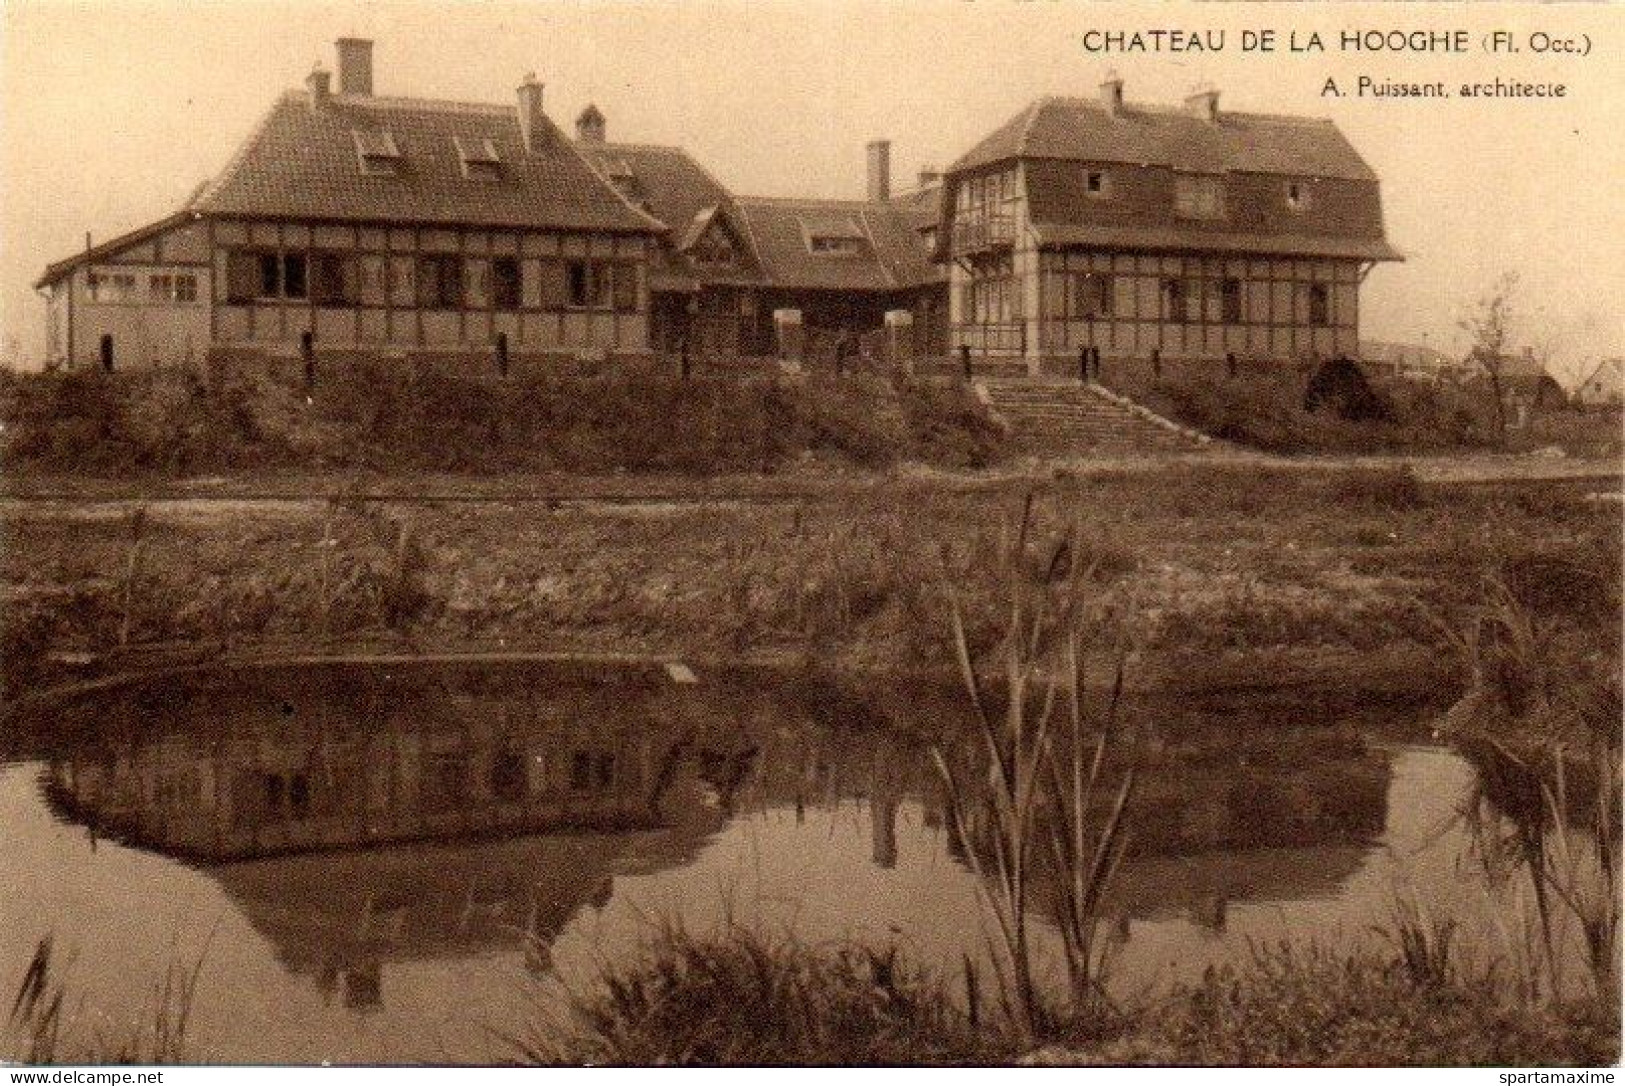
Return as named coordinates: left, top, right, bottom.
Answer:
left=2, top=463, right=1615, bottom=706
left=1114, top=368, right=1621, bottom=458
left=534, top=925, right=1617, bottom=1067
left=0, top=368, right=1006, bottom=477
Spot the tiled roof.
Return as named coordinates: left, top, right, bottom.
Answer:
left=879, top=184, right=947, bottom=286
left=573, top=139, right=764, bottom=286
left=731, top=196, right=930, bottom=293
left=189, top=91, right=663, bottom=233
left=35, top=210, right=197, bottom=288
left=952, top=95, right=1378, bottom=182
left=1030, top=222, right=1402, bottom=261
left=573, top=138, right=943, bottom=294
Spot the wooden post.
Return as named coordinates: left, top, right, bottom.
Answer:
left=301, top=331, right=316, bottom=393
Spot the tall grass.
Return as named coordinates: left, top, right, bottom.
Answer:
left=531, top=923, right=996, bottom=1066
left=931, top=496, right=1137, bottom=1040
left=5, top=937, right=203, bottom=1065
left=1438, top=567, right=1621, bottom=1011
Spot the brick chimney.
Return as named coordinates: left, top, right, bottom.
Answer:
left=306, top=64, right=331, bottom=110
left=1100, top=70, right=1124, bottom=116
left=1185, top=85, right=1220, bottom=123
left=517, top=73, right=546, bottom=153
left=576, top=103, right=605, bottom=143
left=866, top=139, right=891, bottom=202
left=336, top=37, right=373, bottom=96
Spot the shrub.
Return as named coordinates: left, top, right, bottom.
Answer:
left=546, top=926, right=997, bottom=1066
left=0, top=368, right=1008, bottom=477
left=1137, top=371, right=1497, bottom=454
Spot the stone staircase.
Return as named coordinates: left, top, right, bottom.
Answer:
left=976, top=378, right=1217, bottom=456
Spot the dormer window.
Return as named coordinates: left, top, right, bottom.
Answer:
left=808, top=235, right=862, bottom=256
left=799, top=212, right=865, bottom=257
left=1286, top=181, right=1309, bottom=211
left=454, top=135, right=501, bottom=179
left=352, top=129, right=402, bottom=176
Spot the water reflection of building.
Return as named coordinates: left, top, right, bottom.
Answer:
left=51, top=704, right=676, bottom=861
left=42, top=663, right=778, bottom=1008
left=39, top=661, right=1401, bottom=1003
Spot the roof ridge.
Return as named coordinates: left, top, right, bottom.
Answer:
left=1046, top=94, right=1339, bottom=128
left=730, top=198, right=773, bottom=280
left=852, top=206, right=900, bottom=289
left=1015, top=96, right=1051, bottom=157
left=328, top=92, right=513, bottom=115
left=554, top=117, right=670, bottom=234
left=189, top=91, right=299, bottom=212
left=576, top=138, right=690, bottom=154
left=734, top=194, right=869, bottom=209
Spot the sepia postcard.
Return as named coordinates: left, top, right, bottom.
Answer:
left=1, top=0, right=1620, bottom=1073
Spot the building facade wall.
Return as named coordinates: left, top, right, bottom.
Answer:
left=1034, top=251, right=1359, bottom=364
left=54, top=221, right=212, bottom=370
left=207, top=219, right=652, bottom=359
left=946, top=159, right=1366, bottom=366
left=947, top=163, right=1029, bottom=362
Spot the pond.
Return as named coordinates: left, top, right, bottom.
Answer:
left=0, top=659, right=1519, bottom=1064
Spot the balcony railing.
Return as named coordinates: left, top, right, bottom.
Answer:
left=954, top=322, right=1025, bottom=355
left=950, top=212, right=1016, bottom=255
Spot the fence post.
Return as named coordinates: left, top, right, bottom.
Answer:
left=1226, top=351, right=1238, bottom=379
left=960, top=343, right=972, bottom=381
left=301, top=331, right=316, bottom=394
left=679, top=335, right=691, bottom=380
left=495, top=332, right=510, bottom=378
left=1151, top=348, right=1162, bottom=381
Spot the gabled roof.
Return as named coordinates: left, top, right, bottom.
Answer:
left=880, top=183, right=947, bottom=286
left=952, top=95, right=1378, bottom=182
left=188, top=90, right=664, bottom=233
left=731, top=196, right=928, bottom=293
left=35, top=209, right=198, bottom=288
left=573, top=140, right=736, bottom=243
left=573, top=139, right=764, bottom=287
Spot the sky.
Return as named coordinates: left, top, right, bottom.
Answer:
left=4, top=0, right=1623, bottom=380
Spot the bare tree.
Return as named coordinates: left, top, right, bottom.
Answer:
left=1459, top=271, right=1519, bottom=442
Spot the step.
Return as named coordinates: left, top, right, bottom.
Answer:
left=975, top=380, right=1211, bottom=455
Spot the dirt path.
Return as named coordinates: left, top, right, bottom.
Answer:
left=0, top=450, right=1616, bottom=511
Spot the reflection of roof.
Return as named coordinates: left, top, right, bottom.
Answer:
left=1103, top=844, right=1370, bottom=922
left=954, top=95, right=1379, bottom=181
left=210, top=827, right=712, bottom=974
